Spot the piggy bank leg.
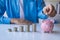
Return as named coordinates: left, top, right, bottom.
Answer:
left=44, top=31, right=50, bottom=33
left=49, top=31, right=53, bottom=33
left=44, top=31, right=53, bottom=33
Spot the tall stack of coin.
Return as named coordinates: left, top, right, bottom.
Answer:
left=19, top=26, right=24, bottom=32
left=25, top=25, right=30, bottom=32
left=32, top=24, right=36, bottom=32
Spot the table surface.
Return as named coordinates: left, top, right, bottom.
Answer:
left=0, top=24, right=60, bottom=40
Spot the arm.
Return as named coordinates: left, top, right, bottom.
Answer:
left=38, top=0, right=48, bottom=19
left=0, top=0, right=11, bottom=24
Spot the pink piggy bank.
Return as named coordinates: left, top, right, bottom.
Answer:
left=41, top=20, right=54, bottom=33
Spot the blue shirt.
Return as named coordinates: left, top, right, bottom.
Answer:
left=0, top=0, right=48, bottom=24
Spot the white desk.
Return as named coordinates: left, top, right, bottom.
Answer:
left=0, top=24, right=60, bottom=40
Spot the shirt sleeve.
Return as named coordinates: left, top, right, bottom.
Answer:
left=0, top=0, right=11, bottom=24
left=37, top=0, right=48, bottom=19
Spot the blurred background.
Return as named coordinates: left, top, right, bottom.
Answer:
left=3, top=0, right=60, bottom=23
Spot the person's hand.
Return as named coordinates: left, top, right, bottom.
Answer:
left=43, top=4, right=57, bottom=17
left=10, top=18, right=32, bottom=25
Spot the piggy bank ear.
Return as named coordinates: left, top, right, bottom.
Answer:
left=42, top=20, right=44, bottom=23
left=42, top=20, right=48, bottom=23
left=42, top=20, right=45, bottom=23
left=50, top=19, right=55, bottom=23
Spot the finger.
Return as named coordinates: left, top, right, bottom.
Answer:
left=48, top=4, right=53, bottom=14
left=43, top=7, right=48, bottom=15
left=25, top=21, right=33, bottom=25
left=48, top=10, right=57, bottom=17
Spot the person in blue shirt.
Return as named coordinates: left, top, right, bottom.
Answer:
left=0, top=0, right=56, bottom=24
